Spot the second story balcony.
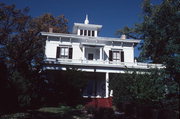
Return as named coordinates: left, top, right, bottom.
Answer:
left=44, top=58, right=164, bottom=70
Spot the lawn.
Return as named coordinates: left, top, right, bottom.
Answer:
left=0, top=106, right=91, bottom=119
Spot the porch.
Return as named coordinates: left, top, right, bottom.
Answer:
left=44, top=58, right=164, bottom=70
left=81, top=43, right=104, bottom=61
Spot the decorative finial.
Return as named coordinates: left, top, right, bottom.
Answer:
left=84, top=14, right=89, bottom=24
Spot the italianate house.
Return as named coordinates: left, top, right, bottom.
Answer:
left=41, top=15, right=163, bottom=107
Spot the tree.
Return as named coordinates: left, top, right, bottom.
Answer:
left=0, top=2, right=69, bottom=110
left=31, top=13, right=68, bottom=33
left=115, top=1, right=179, bottom=116
left=117, top=0, right=180, bottom=81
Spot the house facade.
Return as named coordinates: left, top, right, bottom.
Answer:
left=41, top=15, right=164, bottom=106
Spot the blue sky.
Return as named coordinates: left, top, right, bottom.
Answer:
left=1, top=0, right=161, bottom=57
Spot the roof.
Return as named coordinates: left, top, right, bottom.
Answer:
left=41, top=32, right=141, bottom=44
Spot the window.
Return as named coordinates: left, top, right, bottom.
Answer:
left=92, top=31, right=94, bottom=36
left=88, top=30, right=91, bottom=36
left=80, top=30, right=83, bottom=35
left=84, top=30, right=87, bottom=36
left=109, top=50, right=124, bottom=62
left=113, top=51, right=120, bottom=62
left=88, top=54, right=93, bottom=60
left=56, top=47, right=73, bottom=59
left=60, top=47, right=68, bottom=59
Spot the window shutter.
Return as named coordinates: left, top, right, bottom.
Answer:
left=56, top=47, right=60, bottom=58
left=121, top=51, right=124, bottom=62
left=109, top=50, right=112, bottom=61
left=69, top=48, right=73, bottom=59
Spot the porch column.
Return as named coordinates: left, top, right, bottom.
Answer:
left=100, top=47, right=103, bottom=61
left=82, top=46, right=85, bottom=60
left=105, top=72, right=109, bottom=98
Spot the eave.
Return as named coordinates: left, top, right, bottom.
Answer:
left=41, top=32, right=141, bottom=44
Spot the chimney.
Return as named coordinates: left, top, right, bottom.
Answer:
left=120, top=34, right=126, bottom=40
left=49, top=28, right=53, bottom=33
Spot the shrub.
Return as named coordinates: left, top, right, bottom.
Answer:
left=110, top=69, right=179, bottom=111
left=94, top=108, right=114, bottom=119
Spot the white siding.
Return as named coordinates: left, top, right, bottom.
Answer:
left=45, top=37, right=135, bottom=63
left=45, top=41, right=59, bottom=58
left=72, top=45, right=82, bottom=60
left=123, top=47, right=134, bottom=63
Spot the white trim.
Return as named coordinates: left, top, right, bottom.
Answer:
left=41, top=32, right=141, bottom=43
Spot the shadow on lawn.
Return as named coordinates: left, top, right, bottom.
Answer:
left=28, top=111, right=74, bottom=119
left=0, top=109, right=84, bottom=119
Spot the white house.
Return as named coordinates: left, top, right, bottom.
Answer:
left=41, top=15, right=164, bottom=106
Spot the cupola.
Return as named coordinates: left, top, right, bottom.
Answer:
left=72, top=15, right=102, bottom=37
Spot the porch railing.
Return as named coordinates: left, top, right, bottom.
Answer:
left=44, top=58, right=164, bottom=69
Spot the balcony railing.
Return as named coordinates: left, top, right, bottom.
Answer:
left=44, top=58, right=164, bottom=69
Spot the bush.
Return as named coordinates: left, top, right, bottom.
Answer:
left=110, top=69, right=179, bottom=110
left=94, top=108, right=114, bottom=119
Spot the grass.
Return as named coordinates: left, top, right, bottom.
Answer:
left=38, top=106, right=72, bottom=114
left=0, top=106, right=89, bottom=119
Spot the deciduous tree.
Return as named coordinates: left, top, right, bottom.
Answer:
left=117, top=0, right=180, bottom=81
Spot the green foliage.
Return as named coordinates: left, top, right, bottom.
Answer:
left=0, top=2, right=69, bottom=112
left=94, top=108, right=114, bottom=119
left=110, top=69, right=179, bottom=110
left=117, top=0, right=180, bottom=82
left=38, top=106, right=72, bottom=115
left=75, top=104, right=84, bottom=110
left=10, top=71, right=32, bottom=108
left=45, top=69, right=88, bottom=106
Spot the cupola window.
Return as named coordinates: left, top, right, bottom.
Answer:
left=80, top=30, right=83, bottom=35
left=88, top=30, right=91, bottom=36
left=92, top=31, right=95, bottom=36
left=84, top=30, right=87, bottom=36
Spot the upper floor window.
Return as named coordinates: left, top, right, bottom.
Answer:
left=84, top=30, right=87, bottom=36
left=112, top=51, right=120, bottom=62
left=80, top=30, right=83, bottom=35
left=88, top=30, right=91, bottom=36
left=92, top=31, right=95, bottom=36
left=60, top=47, right=69, bottom=59
left=79, top=29, right=96, bottom=37
left=56, top=47, right=73, bottom=59
left=109, top=50, right=124, bottom=62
